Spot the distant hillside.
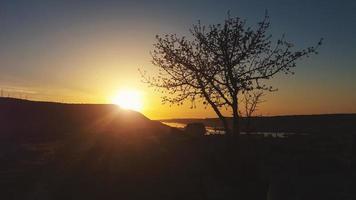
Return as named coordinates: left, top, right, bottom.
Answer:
left=160, top=114, right=356, bottom=134
left=0, top=97, right=169, bottom=140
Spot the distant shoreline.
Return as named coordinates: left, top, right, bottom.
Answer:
left=158, top=114, right=356, bottom=134
left=158, top=113, right=356, bottom=122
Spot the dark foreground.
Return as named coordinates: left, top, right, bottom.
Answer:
left=0, top=98, right=355, bottom=200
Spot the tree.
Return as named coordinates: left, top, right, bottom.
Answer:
left=141, top=12, right=322, bottom=136
left=239, top=91, right=265, bottom=133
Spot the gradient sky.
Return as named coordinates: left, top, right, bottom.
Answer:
left=0, top=0, right=355, bottom=119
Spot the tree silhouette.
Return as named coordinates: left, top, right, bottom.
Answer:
left=142, top=12, right=322, bottom=136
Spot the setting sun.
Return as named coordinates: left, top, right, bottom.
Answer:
left=111, top=90, right=143, bottom=112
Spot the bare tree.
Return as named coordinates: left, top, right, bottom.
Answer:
left=141, top=12, right=322, bottom=136
left=239, top=91, right=265, bottom=133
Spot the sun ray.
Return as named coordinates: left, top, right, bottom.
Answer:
left=111, top=90, right=143, bottom=112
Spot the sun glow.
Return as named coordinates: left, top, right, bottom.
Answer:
left=112, top=90, right=143, bottom=112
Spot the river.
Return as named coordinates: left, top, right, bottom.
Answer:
left=161, top=122, right=294, bottom=138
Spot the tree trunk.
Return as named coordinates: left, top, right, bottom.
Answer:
left=232, top=98, right=240, bottom=136
left=220, top=117, right=230, bottom=135
left=199, top=83, right=231, bottom=136
left=246, top=116, right=251, bottom=134
left=232, top=111, right=240, bottom=136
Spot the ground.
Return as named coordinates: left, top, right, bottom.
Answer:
left=0, top=98, right=355, bottom=200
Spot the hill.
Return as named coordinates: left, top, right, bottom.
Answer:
left=0, top=97, right=169, bottom=140
left=0, top=98, right=178, bottom=199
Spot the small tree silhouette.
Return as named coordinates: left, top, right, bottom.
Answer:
left=142, top=12, right=322, bottom=136
left=239, top=91, right=265, bottom=133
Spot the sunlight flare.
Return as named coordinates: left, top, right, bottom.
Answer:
left=111, top=90, right=143, bottom=112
